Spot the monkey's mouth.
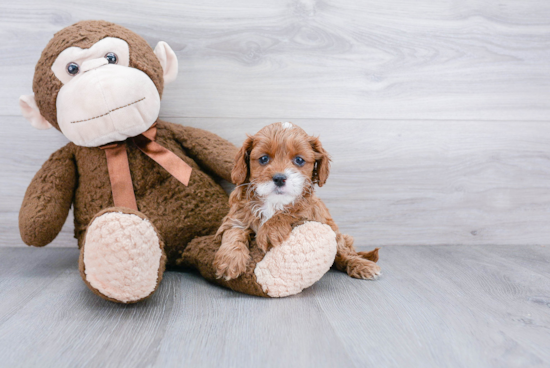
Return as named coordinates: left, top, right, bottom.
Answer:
left=70, top=97, right=146, bottom=124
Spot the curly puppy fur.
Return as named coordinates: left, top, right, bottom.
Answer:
left=213, top=122, right=381, bottom=281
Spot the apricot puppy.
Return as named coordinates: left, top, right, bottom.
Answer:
left=213, top=122, right=381, bottom=281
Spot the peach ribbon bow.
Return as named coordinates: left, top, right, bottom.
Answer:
left=100, top=123, right=192, bottom=210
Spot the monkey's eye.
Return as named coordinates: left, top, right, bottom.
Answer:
left=259, top=155, right=270, bottom=165
left=293, top=156, right=305, bottom=167
left=66, top=62, right=80, bottom=76
left=104, top=52, right=118, bottom=64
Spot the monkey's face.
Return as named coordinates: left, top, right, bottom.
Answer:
left=19, top=21, right=178, bottom=147
left=52, top=37, right=160, bottom=147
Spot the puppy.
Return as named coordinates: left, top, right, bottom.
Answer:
left=213, top=122, right=381, bottom=281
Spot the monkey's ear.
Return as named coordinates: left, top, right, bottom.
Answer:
left=19, top=95, right=53, bottom=130
left=154, top=41, right=178, bottom=85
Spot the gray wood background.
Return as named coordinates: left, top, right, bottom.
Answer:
left=2, top=0, right=550, bottom=247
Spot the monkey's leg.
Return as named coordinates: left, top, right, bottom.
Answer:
left=79, top=207, right=167, bottom=303
left=177, top=222, right=337, bottom=297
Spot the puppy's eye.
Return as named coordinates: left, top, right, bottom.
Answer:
left=66, top=62, right=80, bottom=75
left=104, top=52, right=118, bottom=64
left=259, top=155, right=270, bottom=165
left=293, top=156, right=305, bottom=167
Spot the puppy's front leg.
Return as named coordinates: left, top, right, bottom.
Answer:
left=334, top=233, right=381, bottom=280
left=214, top=228, right=252, bottom=280
left=255, top=214, right=293, bottom=252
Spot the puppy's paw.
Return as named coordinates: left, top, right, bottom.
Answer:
left=214, top=243, right=250, bottom=281
left=255, top=231, right=270, bottom=253
left=267, top=229, right=291, bottom=248
left=346, top=257, right=381, bottom=280
left=357, top=247, right=380, bottom=263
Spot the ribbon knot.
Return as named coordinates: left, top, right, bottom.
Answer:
left=101, top=123, right=192, bottom=210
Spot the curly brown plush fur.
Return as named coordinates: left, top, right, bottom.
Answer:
left=19, top=20, right=277, bottom=301
left=19, top=119, right=233, bottom=261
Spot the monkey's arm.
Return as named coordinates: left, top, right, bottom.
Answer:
left=19, top=144, right=77, bottom=247
left=165, top=121, right=237, bottom=182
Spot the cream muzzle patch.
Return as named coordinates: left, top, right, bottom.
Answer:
left=52, top=37, right=160, bottom=147
left=70, top=97, right=146, bottom=124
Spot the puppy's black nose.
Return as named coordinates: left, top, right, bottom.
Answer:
left=273, top=173, right=287, bottom=187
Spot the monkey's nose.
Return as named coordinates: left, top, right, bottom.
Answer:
left=273, top=173, right=287, bottom=187
left=81, top=58, right=109, bottom=73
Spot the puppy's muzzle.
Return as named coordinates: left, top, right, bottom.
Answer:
left=273, top=173, right=287, bottom=187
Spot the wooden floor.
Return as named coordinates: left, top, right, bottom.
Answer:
left=0, top=245, right=548, bottom=368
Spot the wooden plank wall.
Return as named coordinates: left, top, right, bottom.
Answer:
left=2, top=0, right=550, bottom=247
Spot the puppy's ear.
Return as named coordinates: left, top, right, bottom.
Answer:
left=310, top=136, right=331, bottom=187
left=232, top=135, right=254, bottom=185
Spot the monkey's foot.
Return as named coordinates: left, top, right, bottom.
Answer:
left=79, top=208, right=166, bottom=303
left=254, top=221, right=337, bottom=297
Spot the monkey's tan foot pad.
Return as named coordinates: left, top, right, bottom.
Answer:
left=80, top=210, right=165, bottom=303
left=254, top=222, right=337, bottom=298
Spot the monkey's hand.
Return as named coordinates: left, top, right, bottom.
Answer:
left=19, top=144, right=76, bottom=247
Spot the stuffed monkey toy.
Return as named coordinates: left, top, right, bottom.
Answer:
left=19, top=20, right=340, bottom=303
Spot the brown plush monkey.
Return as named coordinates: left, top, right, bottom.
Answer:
left=19, top=21, right=340, bottom=303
